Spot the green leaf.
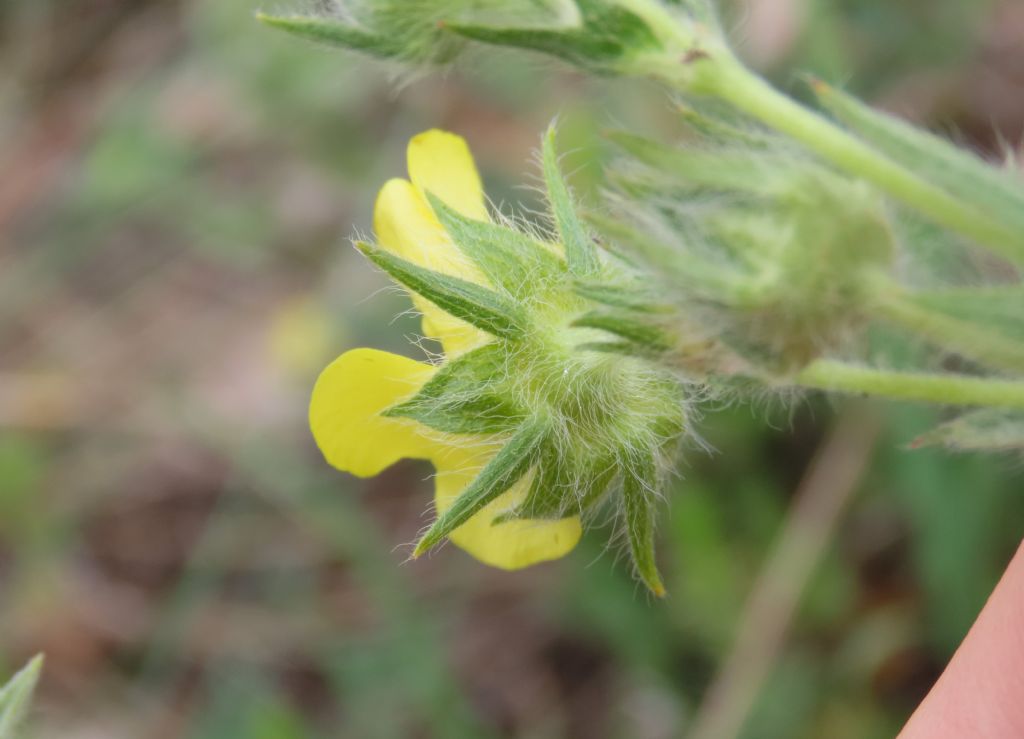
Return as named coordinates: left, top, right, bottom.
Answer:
left=444, top=0, right=661, bottom=74
left=493, top=449, right=616, bottom=522
left=425, top=193, right=565, bottom=297
left=384, top=344, right=525, bottom=435
left=255, top=13, right=402, bottom=58
left=622, top=453, right=666, bottom=597
left=542, top=125, right=600, bottom=276
left=812, top=79, right=1024, bottom=236
left=0, top=655, right=43, bottom=739
left=357, top=242, right=529, bottom=340
left=572, top=310, right=671, bottom=353
left=912, top=409, right=1024, bottom=452
left=413, top=417, right=550, bottom=557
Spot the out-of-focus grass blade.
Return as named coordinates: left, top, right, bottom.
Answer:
left=0, top=655, right=43, bottom=739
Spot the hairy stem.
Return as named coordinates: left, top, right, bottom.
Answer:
left=795, top=360, right=1024, bottom=409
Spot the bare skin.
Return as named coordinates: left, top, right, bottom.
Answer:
left=900, top=540, right=1024, bottom=738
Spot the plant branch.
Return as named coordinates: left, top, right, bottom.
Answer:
left=795, top=360, right=1024, bottom=409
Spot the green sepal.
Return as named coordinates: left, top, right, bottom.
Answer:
left=357, top=242, right=529, bottom=340
left=911, top=409, right=1024, bottom=453
left=621, top=453, right=666, bottom=597
left=674, top=101, right=774, bottom=148
left=910, top=285, right=1024, bottom=342
left=425, top=193, right=565, bottom=297
left=572, top=311, right=671, bottom=353
left=413, top=417, right=550, bottom=557
left=606, top=130, right=795, bottom=195
left=576, top=340, right=638, bottom=356
left=811, top=78, right=1024, bottom=236
left=255, top=13, right=402, bottom=58
left=573, top=278, right=671, bottom=314
left=443, top=0, right=661, bottom=74
left=493, top=450, right=616, bottom=523
left=582, top=211, right=675, bottom=272
left=384, top=344, right=525, bottom=435
left=542, top=125, right=601, bottom=276
left=0, top=655, right=43, bottom=739
left=887, top=285, right=1024, bottom=373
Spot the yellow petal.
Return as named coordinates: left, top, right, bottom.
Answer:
left=373, top=178, right=451, bottom=272
left=373, top=178, right=487, bottom=356
left=431, top=447, right=583, bottom=570
left=309, top=348, right=439, bottom=478
left=407, top=129, right=489, bottom=222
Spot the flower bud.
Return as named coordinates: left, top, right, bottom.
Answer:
left=607, top=120, right=897, bottom=372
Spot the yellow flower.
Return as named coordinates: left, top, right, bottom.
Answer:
left=309, top=130, right=582, bottom=570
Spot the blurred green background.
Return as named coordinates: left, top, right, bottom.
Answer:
left=1, top=0, right=1022, bottom=737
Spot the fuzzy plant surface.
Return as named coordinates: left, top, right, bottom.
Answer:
left=266, top=0, right=1024, bottom=592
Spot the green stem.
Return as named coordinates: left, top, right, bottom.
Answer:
left=795, top=360, right=1024, bottom=409
left=658, top=56, right=1024, bottom=264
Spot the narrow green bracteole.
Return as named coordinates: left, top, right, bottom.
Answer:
left=412, top=417, right=551, bottom=557
left=542, top=125, right=601, bottom=276
left=622, top=451, right=667, bottom=597
left=356, top=241, right=530, bottom=340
